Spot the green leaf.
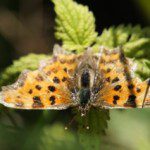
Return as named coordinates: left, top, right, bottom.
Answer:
left=21, top=123, right=81, bottom=150
left=75, top=108, right=110, bottom=150
left=0, top=54, right=50, bottom=88
left=52, top=0, right=97, bottom=52
left=96, top=25, right=150, bottom=58
left=135, top=59, right=150, bottom=80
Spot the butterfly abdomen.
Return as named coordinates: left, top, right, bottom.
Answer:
left=79, top=88, right=90, bottom=106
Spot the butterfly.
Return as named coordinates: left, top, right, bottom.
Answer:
left=0, top=45, right=149, bottom=116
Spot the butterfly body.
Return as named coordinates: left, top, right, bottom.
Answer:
left=0, top=45, right=150, bottom=114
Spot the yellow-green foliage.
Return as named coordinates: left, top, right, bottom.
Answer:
left=96, top=25, right=150, bottom=59
left=52, top=0, right=97, bottom=52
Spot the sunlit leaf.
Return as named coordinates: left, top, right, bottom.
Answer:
left=52, top=0, right=97, bottom=52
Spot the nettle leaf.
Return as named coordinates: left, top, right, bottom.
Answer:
left=96, top=25, right=150, bottom=57
left=0, top=54, right=50, bottom=87
left=95, top=25, right=150, bottom=79
left=135, top=59, right=150, bottom=80
left=75, top=108, right=110, bottom=150
left=52, top=0, right=97, bottom=52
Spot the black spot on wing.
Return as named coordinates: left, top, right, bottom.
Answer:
left=128, top=95, right=136, bottom=101
left=106, top=77, right=111, bottom=82
left=136, top=88, right=141, bottom=93
left=33, top=96, right=41, bottom=102
left=32, top=96, right=44, bottom=108
left=124, top=94, right=136, bottom=107
left=64, top=68, right=67, bottom=72
left=62, top=77, right=67, bottom=82
left=53, top=77, right=60, bottom=84
left=49, top=96, right=56, bottom=105
left=112, top=77, right=119, bottom=83
left=128, top=84, right=134, bottom=90
left=35, top=85, right=42, bottom=90
left=48, top=86, right=56, bottom=92
left=113, top=95, right=120, bottom=104
left=114, top=85, right=122, bottom=91
left=28, top=89, right=33, bottom=94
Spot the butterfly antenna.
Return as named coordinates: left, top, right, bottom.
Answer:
left=65, top=115, right=76, bottom=130
left=85, top=116, right=90, bottom=130
left=142, top=79, right=150, bottom=108
left=81, top=110, right=90, bottom=130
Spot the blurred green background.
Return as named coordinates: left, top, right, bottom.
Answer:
left=0, top=0, right=150, bottom=150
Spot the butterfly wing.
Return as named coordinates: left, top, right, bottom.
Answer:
left=0, top=54, right=79, bottom=109
left=92, top=48, right=150, bottom=108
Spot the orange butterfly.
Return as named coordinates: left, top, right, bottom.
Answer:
left=0, top=45, right=149, bottom=116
